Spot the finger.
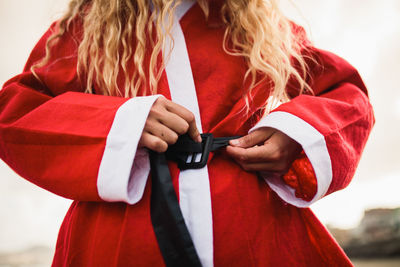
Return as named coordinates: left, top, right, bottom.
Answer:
left=237, top=161, right=288, bottom=173
left=229, top=127, right=275, bottom=148
left=148, top=99, right=191, bottom=136
left=226, top=144, right=279, bottom=163
left=139, top=132, right=168, bottom=153
left=165, top=101, right=201, bottom=142
left=268, top=130, right=302, bottom=155
left=157, top=111, right=190, bottom=136
left=267, top=131, right=302, bottom=166
left=228, top=153, right=279, bottom=172
left=145, top=120, right=179, bottom=145
left=186, top=117, right=202, bottom=143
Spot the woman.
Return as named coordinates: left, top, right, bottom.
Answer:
left=0, top=0, right=374, bottom=266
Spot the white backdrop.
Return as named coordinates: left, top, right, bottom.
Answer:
left=0, top=0, right=399, bottom=253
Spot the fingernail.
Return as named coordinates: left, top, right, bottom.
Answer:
left=196, top=135, right=202, bottom=143
left=230, top=139, right=240, bottom=146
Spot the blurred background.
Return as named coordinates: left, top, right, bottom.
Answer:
left=0, top=0, right=399, bottom=266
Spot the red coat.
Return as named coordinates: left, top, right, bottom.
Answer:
left=0, top=2, right=374, bottom=266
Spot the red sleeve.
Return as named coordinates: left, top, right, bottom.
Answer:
left=253, top=47, right=375, bottom=207
left=0, top=22, right=158, bottom=203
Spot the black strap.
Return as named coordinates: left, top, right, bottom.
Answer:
left=150, top=150, right=202, bottom=267
left=150, top=133, right=239, bottom=267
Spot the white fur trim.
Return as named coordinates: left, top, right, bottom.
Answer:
left=163, top=1, right=214, bottom=266
left=97, top=95, right=161, bottom=204
left=250, top=111, right=332, bottom=208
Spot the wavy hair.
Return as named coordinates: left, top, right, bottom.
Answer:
left=33, top=0, right=312, bottom=111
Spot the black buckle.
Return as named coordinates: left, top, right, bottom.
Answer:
left=178, top=133, right=213, bottom=170
left=166, top=133, right=214, bottom=170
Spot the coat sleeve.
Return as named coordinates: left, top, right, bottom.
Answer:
left=0, top=23, right=159, bottom=203
left=251, top=47, right=375, bottom=207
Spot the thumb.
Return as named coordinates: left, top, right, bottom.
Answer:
left=229, top=128, right=274, bottom=148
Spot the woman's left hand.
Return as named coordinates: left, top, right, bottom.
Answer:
left=226, top=127, right=302, bottom=174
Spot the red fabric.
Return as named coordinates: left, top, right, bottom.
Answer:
left=0, top=3, right=374, bottom=267
left=283, top=151, right=317, bottom=201
left=277, top=47, right=374, bottom=196
left=0, top=23, right=131, bottom=201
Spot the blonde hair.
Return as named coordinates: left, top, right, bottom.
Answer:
left=33, top=0, right=311, bottom=111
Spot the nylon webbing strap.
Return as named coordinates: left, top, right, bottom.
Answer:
left=150, top=150, right=202, bottom=267
left=149, top=133, right=239, bottom=267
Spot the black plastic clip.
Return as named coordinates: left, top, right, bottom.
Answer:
left=178, top=133, right=213, bottom=170
left=166, top=133, right=213, bottom=170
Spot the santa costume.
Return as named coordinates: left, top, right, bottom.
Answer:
left=0, top=0, right=374, bottom=266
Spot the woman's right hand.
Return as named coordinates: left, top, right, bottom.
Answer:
left=139, top=97, right=202, bottom=153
